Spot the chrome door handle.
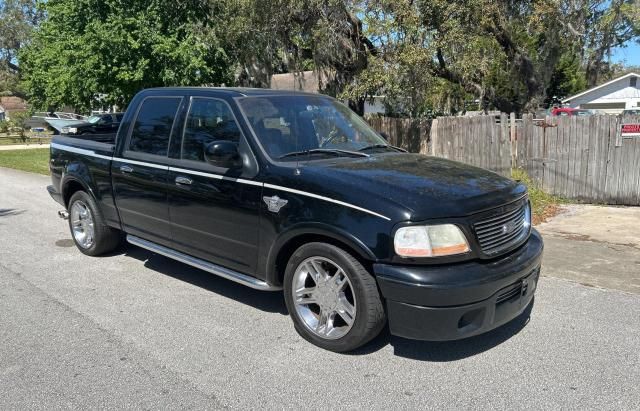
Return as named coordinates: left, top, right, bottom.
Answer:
left=175, top=176, right=193, bottom=185
left=120, top=165, right=133, bottom=173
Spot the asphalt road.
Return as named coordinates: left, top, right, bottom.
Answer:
left=1, top=166, right=639, bottom=409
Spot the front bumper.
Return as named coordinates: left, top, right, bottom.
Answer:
left=375, top=229, right=543, bottom=341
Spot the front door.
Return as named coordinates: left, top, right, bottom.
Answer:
left=112, top=96, right=184, bottom=247
left=167, top=97, right=261, bottom=275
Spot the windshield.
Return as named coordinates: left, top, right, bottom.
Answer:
left=237, top=95, right=387, bottom=160
left=87, top=115, right=101, bottom=124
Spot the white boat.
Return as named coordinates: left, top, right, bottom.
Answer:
left=29, top=112, right=88, bottom=132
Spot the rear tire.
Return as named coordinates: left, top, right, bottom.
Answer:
left=67, top=191, right=121, bottom=256
left=283, top=242, right=386, bottom=352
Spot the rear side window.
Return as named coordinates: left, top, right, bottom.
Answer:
left=182, top=98, right=241, bottom=162
left=128, top=97, right=182, bottom=156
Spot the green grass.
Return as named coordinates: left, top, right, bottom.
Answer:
left=0, top=148, right=50, bottom=175
left=512, top=168, right=564, bottom=224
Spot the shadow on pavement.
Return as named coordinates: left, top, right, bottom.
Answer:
left=122, top=244, right=288, bottom=315
left=0, top=208, right=25, bottom=217
left=119, top=243, right=533, bottom=360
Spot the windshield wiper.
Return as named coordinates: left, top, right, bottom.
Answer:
left=358, top=144, right=407, bottom=152
left=279, top=149, right=369, bottom=159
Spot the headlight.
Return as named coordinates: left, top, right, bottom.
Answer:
left=68, top=127, right=78, bottom=134
left=394, top=224, right=470, bottom=257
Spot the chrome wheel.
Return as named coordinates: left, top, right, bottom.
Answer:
left=70, top=201, right=95, bottom=249
left=292, top=257, right=357, bottom=340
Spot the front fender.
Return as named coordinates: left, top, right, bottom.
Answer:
left=265, top=223, right=378, bottom=285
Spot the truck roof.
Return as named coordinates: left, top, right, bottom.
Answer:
left=143, top=87, right=320, bottom=98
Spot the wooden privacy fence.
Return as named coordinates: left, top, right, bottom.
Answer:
left=366, top=116, right=430, bottom=153
left=430, top=114, right=513, bottom=177
left=519, top=114, right=640, bottom=205
left=429, top=114, right=640, bottom=206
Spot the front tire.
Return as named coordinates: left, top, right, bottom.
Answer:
left=283, top=242, right=386, bottom=352
left=68, top=191, right=121, bottom=256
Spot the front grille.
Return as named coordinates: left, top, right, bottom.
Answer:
left=474, top=201, right=529, bottom=256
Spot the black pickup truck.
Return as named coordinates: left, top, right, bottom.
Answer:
left=48, top=87, right=543, bottom=352
left=60, top=113, right=125, bottom=135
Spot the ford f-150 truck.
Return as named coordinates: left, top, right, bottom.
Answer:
left=48, top=87, right=543, bottom=352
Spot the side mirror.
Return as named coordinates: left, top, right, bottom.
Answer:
left=380, top=131, right=390, bottom=141
left=204, top=140, right=242, bottom=169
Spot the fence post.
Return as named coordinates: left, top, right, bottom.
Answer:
left=419, top=121, right=429, bottom=154
left=430, top=118, right=438, bottom=156
left=615, top=116, right=623, bottom=147
left=509, top=112, right=516, bottom=169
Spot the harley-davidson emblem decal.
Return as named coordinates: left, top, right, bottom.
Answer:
left=263, top=195, right=288, bottom=213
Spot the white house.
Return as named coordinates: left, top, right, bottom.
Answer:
left=562, top=72, right=640, bottom=114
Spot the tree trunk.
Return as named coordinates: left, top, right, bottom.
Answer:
left=585, top=53, right=605, bottom=88
left=349, top=98, right=365, bottom=116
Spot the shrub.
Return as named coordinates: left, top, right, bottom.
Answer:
left=511, top=168, right=564, bottom=224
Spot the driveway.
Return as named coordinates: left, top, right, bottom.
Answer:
left=538, top=205, right=640, bottom=294
left=0, top=167, right=638, bottom=409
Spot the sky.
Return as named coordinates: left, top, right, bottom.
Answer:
left=612, top=42, right=640, bottom=67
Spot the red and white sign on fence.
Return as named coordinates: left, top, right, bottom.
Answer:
left=621, top=123, right=640, bottom=138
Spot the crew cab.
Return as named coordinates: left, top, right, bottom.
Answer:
left=48, top=88, right=543, bottom=352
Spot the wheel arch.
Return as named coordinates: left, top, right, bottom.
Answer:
left=266, top=224, right=377, bottom=286
left=61, top=175, right=96, bottom=208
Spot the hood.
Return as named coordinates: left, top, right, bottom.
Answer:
left=44, top=119, right=88, bottom=132
left=302, top=153, right=526, bottom=221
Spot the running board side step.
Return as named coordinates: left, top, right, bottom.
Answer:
left=126, top=235, right=282, bottom=291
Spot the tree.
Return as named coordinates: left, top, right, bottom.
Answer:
left=17, top=0, right=639, bottom=115
left=545, top=53, right=588, bottom=106
left=20, top=0, right=232, bottom=111
left=559, top=0, right=640, bottom=87
left=340, top=0, right=574, bottom=115
left=0, top=0, right=42, bottom=98
left=219, top=0, right=377, bottom=114
left=341, top=0, right=639, bottom=116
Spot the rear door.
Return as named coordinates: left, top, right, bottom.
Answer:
left=112, top=96, right=184, bottom=248
left=167, top=96, right=262, bottom=275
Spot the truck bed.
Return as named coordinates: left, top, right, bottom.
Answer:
left=52, top=134, right=116, bottom=154
left=49, top=133, right=119, bottom=227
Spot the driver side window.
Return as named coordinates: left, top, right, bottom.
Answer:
left=182, top=98, right=241, bottom=162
